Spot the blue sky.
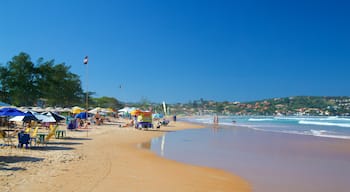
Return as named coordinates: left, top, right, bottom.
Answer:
left=0, top=0, right=349, bottom=103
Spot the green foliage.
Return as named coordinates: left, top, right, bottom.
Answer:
left=0, top=52, right=84, bottom=107
left=92, top=96, right=123, bottom=109
left=168, top=96, right=350, bottom=116
left=0, top=53, right=39, bottom=106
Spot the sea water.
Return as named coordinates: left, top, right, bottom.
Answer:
left=149, top=116, right=350, bottom=192
left=189, top=116, right=350, bottom=140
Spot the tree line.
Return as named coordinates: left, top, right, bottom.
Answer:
left=0, top=52, right=123, bottom=109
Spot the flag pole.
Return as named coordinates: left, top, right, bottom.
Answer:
left=84, top=56, right=89, bottom=137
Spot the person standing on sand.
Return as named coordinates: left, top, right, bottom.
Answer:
left=213, top=115, right=219, bottom=124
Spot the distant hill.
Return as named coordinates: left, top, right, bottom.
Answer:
left=168, top=96, right=350, bottom=116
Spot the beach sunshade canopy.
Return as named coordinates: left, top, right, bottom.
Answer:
left=130, top=109, right=142, bottom=116
left=106, top=108, right=114, bottom=113
left=72, top=106, right=84, bottom=114
left=118, top=107, right=135, bottom=113
left=42, top=111, right=65, bottom=122
left=9, top=114, right=39, bottom=122
left=26, top=111, right=56, bottom=123
left=88, top=107, right=102, bottom=114
left=75, top=112, right=88, bottom=119
left=0, top=107, right=26, bottom=117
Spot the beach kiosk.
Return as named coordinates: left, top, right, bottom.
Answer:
left=135, top=111, right=153, bottom=130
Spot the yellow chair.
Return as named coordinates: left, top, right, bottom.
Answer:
left=29, top=126, right=39, bottom=146
left=24, top=127, right=31, bottom=133
left=45, top=125, right=59, bottom=142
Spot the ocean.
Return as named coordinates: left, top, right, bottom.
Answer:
left=149, top=116, right=350, bottom=192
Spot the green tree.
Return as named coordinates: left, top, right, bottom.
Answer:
left=0, top=65, right=11, bottom=103
left=37, top=61, right=84, bottom=106
left=92, top=96, right=122, bottom=109
left=4, top=52, right=39, bottom=106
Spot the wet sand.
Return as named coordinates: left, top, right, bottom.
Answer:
left=0, top=120, right=250, bottom=192
left=149, top=124, right=350, bottom=192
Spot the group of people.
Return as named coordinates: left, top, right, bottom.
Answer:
left=119, top=114, right=177, bottom=129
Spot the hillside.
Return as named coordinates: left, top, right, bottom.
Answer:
left=169, top=96, right=350, bottom=116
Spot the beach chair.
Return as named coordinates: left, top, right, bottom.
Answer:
left=0, top=130, right=6, bottom=146
left=24, top=127, right=31, bottom=133
left=29, top=126, right=39, bottom=146
left=18, top=131, right=30, bottom=149
left=44, top=125, right=59, bottom=143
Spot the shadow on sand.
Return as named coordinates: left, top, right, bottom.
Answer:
left=62, top=137, right=92, bottom=141
left=0, top=156, right=45, bottom=171
left=29, top=146, right=75, bottom=151
left=46, top=141, right=83, bottom=146
left=138, top=129, right=175, bottom=133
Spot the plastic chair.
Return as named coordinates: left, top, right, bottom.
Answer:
left=29, top=126, right=39, bottom=146
left=44, top=125, right=59, bottom=143
left=18, top=131, right=30, bottom=148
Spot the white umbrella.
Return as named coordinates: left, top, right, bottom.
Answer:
left=118, top=107, right=135, bottom=113
left=26, top=110, right=56, bottom=123
left=88, top=107, right=102, bottom=114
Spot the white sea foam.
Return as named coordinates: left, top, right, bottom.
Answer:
left=299, top=120, right=350, bottom=128
left=248, top=118, right=275, bottom=121
left=309, top=129, right=350, bottom=139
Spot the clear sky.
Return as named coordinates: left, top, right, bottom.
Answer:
left=0, top=0, right=349, bottom=103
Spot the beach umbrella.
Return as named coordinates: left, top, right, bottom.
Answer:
left=31, top=106, right=45, bottom=112
left=44, top=107, right=54, bottom=112
left=130, top=109, right=142, bottom=116
left=118, top=107, right=135, bottom=113
left=71, top=106, right=84, bottom=114
left=88, top=107, right=101, bottom=114
left=106, top=108, right=114, bottom=113
left=0, top=107, right=26, bottom=117
left=9, top=114, right=39, bottom=122
left=42, top=111, right=65, bottom=122
left=75, top=112, right=88, bottom=119
left=26, top=111, right=56, bottom=123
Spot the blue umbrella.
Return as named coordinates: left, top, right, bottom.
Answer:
left=0, top=101, right=11, bottom=107
left=75, top=112, right=88, bottom=119
left=0, top=107, right=26, bottom=117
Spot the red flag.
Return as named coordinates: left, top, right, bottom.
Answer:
left=83, top=56, right=88, bottom=64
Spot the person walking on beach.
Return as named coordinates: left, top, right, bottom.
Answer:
left=213, top=115, right=219, bottom=124
left=173, top=115, right=177, bottom=123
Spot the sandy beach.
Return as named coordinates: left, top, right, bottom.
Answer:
left=0, top=119, right=250, bottom=192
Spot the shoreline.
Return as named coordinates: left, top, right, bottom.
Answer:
left=1, top=119, right=251, bottom=192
